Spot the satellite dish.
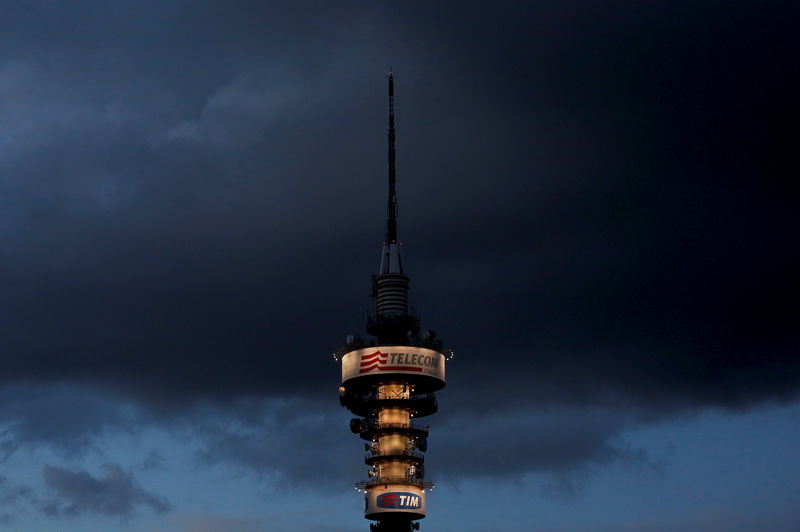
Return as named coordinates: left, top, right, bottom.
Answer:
left=417, top=437, right=428, bottom=452
left=350, top=418, right=364, bottom=434
left=416, top=464, right=425, bottom=479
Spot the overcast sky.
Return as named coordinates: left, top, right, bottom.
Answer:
left=0, top=1, right=798, bottom=531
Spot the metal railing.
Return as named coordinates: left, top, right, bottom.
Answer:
left=355, top=477, right=434, bottom=489
left=349, top=391, right=437, bottom=402
left=376, top=391, right=437, bottom=402
left=364, top=421, right=429, bottom=433
left=365, top=449, right=425, bottom=460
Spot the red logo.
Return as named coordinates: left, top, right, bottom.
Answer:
left=359, top=350, right=423, bottom=374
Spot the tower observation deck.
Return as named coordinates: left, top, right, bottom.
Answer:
left=334, top=73, right=451, bottom=532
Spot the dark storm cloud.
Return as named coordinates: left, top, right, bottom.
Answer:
left=183, top=398, right=658, bottom=490
left=0, top=1, right=384, bottom=402
left=0, top=383, right=645, bottom=490
left=0, top=476, right=36, bottom=523
left=0, top=384, right=135, bottom=458
left=192, top=397, right=359, bottom=487
left=41, top=463, right=170, bottom=517
left=0, top=0, right=796, bottom=482
left=141, top=450, right=166, bottom=471
left=392, top=0, right=800, bottom=414
left=430, top=407, right=654, bottom=479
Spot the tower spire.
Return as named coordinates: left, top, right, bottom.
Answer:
left=386, top=71, right=398, bottom=245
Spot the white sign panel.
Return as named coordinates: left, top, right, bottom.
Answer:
left=342, top=346, right=446, bottom=383
left=365, top=485, right=426, bottom=518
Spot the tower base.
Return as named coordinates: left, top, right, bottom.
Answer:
left=370, top=520, right=421, bottom=532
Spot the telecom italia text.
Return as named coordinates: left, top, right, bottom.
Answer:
left=382, top=351, right=441, bottom=369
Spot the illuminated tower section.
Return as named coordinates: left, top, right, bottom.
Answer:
left=335, top=73, right=451, bottom=532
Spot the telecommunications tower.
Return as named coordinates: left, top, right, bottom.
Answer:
left=334, top=73, right=451, bottom=532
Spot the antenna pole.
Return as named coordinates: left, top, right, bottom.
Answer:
left=387, top=71, right=398, bottom=244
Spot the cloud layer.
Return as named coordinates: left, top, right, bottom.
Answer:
left=0, top=1, right=796, bottom=511
left=41, top=464, right=170, bottom=517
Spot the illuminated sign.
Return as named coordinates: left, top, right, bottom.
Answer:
left=377, top=492, right=421, bottom=509
left=365, top=486, right=426, bottom=517
left=341, top=346, right=446, bottom=383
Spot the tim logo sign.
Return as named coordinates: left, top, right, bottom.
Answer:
left=377, top=492, right=421, bottom=509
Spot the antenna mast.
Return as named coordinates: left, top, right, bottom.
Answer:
left=387, top=71, right=398, bottom=244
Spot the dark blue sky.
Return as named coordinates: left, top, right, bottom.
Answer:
left=0, top=1, right=797, bottom=531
